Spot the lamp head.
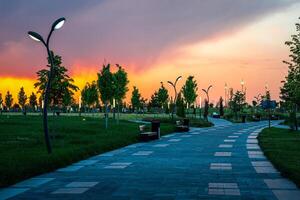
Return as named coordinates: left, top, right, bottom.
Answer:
left=52, top=17, right=66, bottom=30
left=28, top=31, right=44, bottom=43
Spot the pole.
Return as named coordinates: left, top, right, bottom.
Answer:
left=268, top=108, right=271, bottom=129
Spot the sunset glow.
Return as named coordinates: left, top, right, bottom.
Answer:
left=1, top=1, right=299, bottom=104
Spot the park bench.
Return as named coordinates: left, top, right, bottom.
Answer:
left=176, top=118, right=190, bottom=132
left=139, top=120, right=160, bottom=142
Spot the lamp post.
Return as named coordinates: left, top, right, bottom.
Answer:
left=224, top=83, right=228, bottom=107
left=167, top=76, right=182, bottom=120
left=241, top=79, right=245, bottom=92
left=202, top=85, right=212, bottom=104
left=28, top=17, right=66, bottom=154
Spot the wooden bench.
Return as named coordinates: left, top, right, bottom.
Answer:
left=139, top=122, right=160, bottom=142
left=176, top=119, right=190, bottom=132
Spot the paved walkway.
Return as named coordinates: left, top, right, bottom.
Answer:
left=1, top=121, right=299, bottom=199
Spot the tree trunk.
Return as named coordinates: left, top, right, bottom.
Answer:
left=105, top=103, right=108, bottom=129
left=117, top=103, right=120, bottom=125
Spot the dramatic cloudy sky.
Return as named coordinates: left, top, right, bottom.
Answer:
left=0, top=0, right=299, bottom=104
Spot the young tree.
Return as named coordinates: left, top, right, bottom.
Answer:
left=81, top=81, right=99, bottom=112
left=182, top=76, right=198, bottom=108
left=98, top=64, right=115, bottom=129
left=18, top=87, right=27, bottom=114
left=113, top=64, right=129, bottom=123
left=157, top=82, right=169, bottom=110
left=280, top=18, right=300, bottom=130
left=131, top=86, right=142, bottom=113
left=29, top=92, right=38, bottom=111
left=219, top=97, right=224, bottom=117
left=34, top=52, right=79, bottom=109
left=5, top=91, right=13, bottom=111
left=228, top=90, right=246, bottom=120
left=149, top=91, right=160, bottom=112
left=176, top=92, right=185, bottom=118
left=0, top=93, right=3, bottom=110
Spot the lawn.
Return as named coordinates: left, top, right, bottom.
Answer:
left=258, top=128, right=300, bottom=187
left=0, top=115, right=176, bottom=187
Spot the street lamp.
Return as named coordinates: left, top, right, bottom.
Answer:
left=28, top=17, right=66, bottom=154
left=224, top=83, right=228, bottom=107
left=240, top=79, right=245, bottom=92
left=202, top=85, right=213, bottom=103
left=167, top=76, right=182, bottom=120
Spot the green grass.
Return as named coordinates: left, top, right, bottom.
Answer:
left=0, top=115, right=176, bottom=187
left=258, top=128, right=300, bottom=187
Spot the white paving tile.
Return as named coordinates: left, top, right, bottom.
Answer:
left=168, top=139, right=181, bottom=142
left=247, top=139, right=258, bottom=144
left=74, top=160, right=98, bottom=166
left=228, top=136, right=238, bottom=138
left=251, top=161, right=272, bottom=167
left=254, top=166, right=278, bottom=173
left=210, top=163, right=232, bottom=170
left=153, top=144, right=169, bottom=147
left=218, top=144, right=233, bottom=148
left=224, top=139, right=236, bottom=143
left=132, top=151, right=153, bottom=156
left=214, top=152, right=232, bottom=157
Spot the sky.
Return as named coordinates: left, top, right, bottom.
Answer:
left=0, top=0, right=299, bottom=105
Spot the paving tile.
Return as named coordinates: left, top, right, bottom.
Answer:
left=103, top=165, right=128, bottom=169
left=218, top=144, right=233, bottom=148
left=228, top=135, right=238, bottom=138
left=57, top=165, right=84, bottom=172
left=210, top=163, right=232, bottom=170
left=248, top=135, right=257, bottom=139
left=273, top=190, right=300, bottom=200
left=168, top=139, right=181, bottom=142
left=52, top=187, right=89, bottom=194
left=251, top=161, right=272, bottom=167
left=224, top=188, right=240, bottom=196
left=214, top=152, right=232, bottom=157
left=208, top=188, right=224, bottom=195
left=180, top=135, right=192, bottom=138
left=0, top=188, right=29, bottom=200
left=66, top=182, right=98, bottom=188
left=153, top=144, right=169, bottom=147
left=264, top=179, right=297, bottom=189
left=247, top=139, right=258, bottom=144
left=14, top=178, right=55, bottom=188
left=132, top=151, right=153, bottom=156
left=248, top=151, right=263, bottom=155
left=224, top=139, right=236, bottom=143
left=254, top=166, right=278, bottom=173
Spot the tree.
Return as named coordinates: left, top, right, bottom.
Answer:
left=18, top=87, right=27, bottom=114
left=182, top=76, right=198, bottom=108
left=113, top=64, right=129, bottom=123
left=280, top=18, right=300, bottom=130
left=176, top=92, right=185, bottom=118
left=228, top=90, right=246, bottom=120
left=0, top=93, right=3, bottom=112
left=98, top=64, right=115, bottom=129
left=34, top=52, right=78, bottom=109
left=219, top=97, right=224, bottom=117
left=5, top=91, right=13, bottom=111
left=29, top=92, right=38, bottom=111
left=81, top=81, right=99, bottom=112
left=131, top=86, right=142, bottom=112
left=157, top=82, right=169, bottom=110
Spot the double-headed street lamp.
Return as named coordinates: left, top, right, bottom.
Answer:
left=167, top=76, right=182, bottom=120
left=28, top=17, right=66, bottom=154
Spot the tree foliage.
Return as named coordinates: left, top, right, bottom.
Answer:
left=18, top=87, right=27, bottom=110
left=182, top=76, right=198, bottom=107
left=228, top=90, right=246, bottom=119
left=219, top=97, right=224, bottom=117
left=34, top=52, right=78, bottom=107
left=157, top=82, right=169, bottom=108
left=176, top=92, right=185, bottom=118
left=29, top=92, right=38, bottom=109
left=131, top=86, right=142, bottom=111
left=280, top=18, right=300, bottom=130
left=98, top=64, right=114, bottom=105
left=113, top=64, right=129, bottom=104
left=5, top=91, right=13, bottom=110
left=81, top=81, right=99, bottom=109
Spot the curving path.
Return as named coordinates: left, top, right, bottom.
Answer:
left=1, top=120, right=299, bottom=199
